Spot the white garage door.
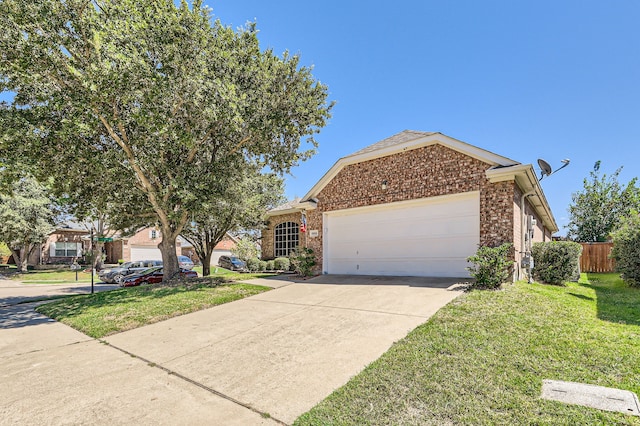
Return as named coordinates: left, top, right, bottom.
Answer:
left=324, top=192, right=480, bottom=277
left=130, top=245, right=162, bottom=262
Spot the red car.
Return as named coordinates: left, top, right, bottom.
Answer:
left=120, top=266, right=198, bottom=287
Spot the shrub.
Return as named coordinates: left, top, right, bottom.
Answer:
left=266, top=260, right=275, bottom=271
left=246, top=257, right=261, bottom=272
left=290, top=247, right=316, bottom=276
left=258, top=260, right=268, bottom=272
left=231, top=236, right=259, bottom=261
left=611, top=212, right=640, bottom=287
left=466, top=243, right=513, bottom=289
left=274, top=257, right=290, bottom=271
left=531, top=241, right=582, bottom=285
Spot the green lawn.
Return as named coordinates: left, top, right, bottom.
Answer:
left=8, top=265, right=274, bottom=284
left=35, top=282, right=272, bottom=338
left=295, top=273, right=640, bottom=425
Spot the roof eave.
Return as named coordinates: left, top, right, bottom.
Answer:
left=265, top=200, right=317, bottom=217
left=486, top=165, right=559, bottom=233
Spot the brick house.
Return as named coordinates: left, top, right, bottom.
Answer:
left=180, top=233, right=238, bottom=266
left=103, top=227, right=181, bottom=263
left=262, top=131, right=557, bottom=279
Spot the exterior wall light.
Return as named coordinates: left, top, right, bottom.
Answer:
left=382, top=180, right=388, bottom=190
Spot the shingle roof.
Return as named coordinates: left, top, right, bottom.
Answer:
left=269, top=197, right=301, bottom=212
left=345, top=130, right=437, bottom=157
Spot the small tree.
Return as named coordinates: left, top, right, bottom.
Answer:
left=531, top=241, right=582, bottom=285
left=567, top=161, right=640, bottom=242
left=0, top=176, right=55, bottom=271
left=231, top=236, right=259, bottom=262
left=610, top=212, right=640, bottom=287
left=466, top=243, right=513, bottom=289
left=290, top=247, right=316, bottom=276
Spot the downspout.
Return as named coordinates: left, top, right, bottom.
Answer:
left=520, top=190, right=535, bottom=281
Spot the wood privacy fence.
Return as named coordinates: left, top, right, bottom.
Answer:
left=579, top=242, right=615, bottom=273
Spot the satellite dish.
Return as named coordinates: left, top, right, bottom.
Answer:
left=537, top=159, right=552, bottom=180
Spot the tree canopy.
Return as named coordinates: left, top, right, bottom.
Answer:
left=0, top=175, right=56, bottom=271
left=566, top=161, right=640, bottom=242
left=0, top=0, right=332, bottom=279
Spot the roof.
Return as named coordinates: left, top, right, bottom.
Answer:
left=302, top=130, right=519, bottom=201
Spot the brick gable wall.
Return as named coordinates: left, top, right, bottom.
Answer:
left=263, top=144, right=520, bottom=272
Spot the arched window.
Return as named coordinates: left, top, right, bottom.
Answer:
left=274, top=221, right=299, bottom=257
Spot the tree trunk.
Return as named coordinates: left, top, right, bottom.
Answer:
left=202, top=249, right=213, bottom=276
left=93, top=242, right=104, bottom=270
left=158, top=231, right=179, bottom=282
left=11, top=245, right=30, bottom=272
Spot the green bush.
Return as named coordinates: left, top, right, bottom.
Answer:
left=274, top=257, right=290, bottom=271
left=246, top=257, right=261, bottom=272
left=466, top=243, right=513, bottom=289
left=611, top=213, right=640, bottom=287
left=258, top=260, right=268, bottom=272
left=531, top=241, right=582, bottom=285
left=290, top=247, right=316, bottom=276
left=266, top=260, right=275, bottom=271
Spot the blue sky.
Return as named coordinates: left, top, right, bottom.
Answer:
left=211, top=0, right=640, bottom=235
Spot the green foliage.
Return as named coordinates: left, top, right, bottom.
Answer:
left=231, top=236, right=259, bottom=261
left=567, top=161, right=640, bottom=242
left=0, top=0, right=332, bottom=280
left=531, top=241, right=582, bottom=285
left=610, top=212, right=640, bottom=287
left=290, top=247, right=317, bottom=276
left=274, top=257, right=291, bottom=271
left=0, top=242, right=11, bottom=257
left=258, top=260, right=268, bottom=272
left=246, top=257, right=261, bottom=272
left=266, top=260, right=275, bottom=271
left=0, top=175, right=55, bottom=271
left=466, top=243, right=513, bottom=289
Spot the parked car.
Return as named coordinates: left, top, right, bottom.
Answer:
left=98, top=260, right=163, bottom=284
left=120, top=266, right=198, bottom=287
left=218, top=255, right=247, bottom=271
left=178, top=255, right=195, bottom=270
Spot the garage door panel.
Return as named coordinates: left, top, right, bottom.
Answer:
left=325, top=193, right=479, bottom=277
left=130, top=246, right=162, bottom=262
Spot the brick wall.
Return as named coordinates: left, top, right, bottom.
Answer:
left=264, top=144, right=521, bottom=273
left=262, top=212, right=302, bottom=259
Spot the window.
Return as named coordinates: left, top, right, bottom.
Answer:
left=51, top=242, right=80, bottom=257
left=274, top=221, right=299, bottom=257
left=150, top=229, right=159, bottom=239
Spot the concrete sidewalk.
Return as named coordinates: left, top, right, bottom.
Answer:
left=0, top=277, right=119, bottom=307
left=0, top=275, right=464, bottom=425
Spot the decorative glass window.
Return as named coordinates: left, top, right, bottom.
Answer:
left=52, top=242, right=80, bottom=257
left=274, top=221, right=299, bottom=257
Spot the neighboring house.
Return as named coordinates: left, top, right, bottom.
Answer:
left=180, top=233, right=239, bottom=266
left=262, top=130, right=558, bottom=280
left=28, top=224, right=90, bottom=265
left=103, top=227, right=181, bottom=263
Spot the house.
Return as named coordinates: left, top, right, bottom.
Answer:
left=262, top=130, right=558, bottom=279
left=103, top=227, right=181, bottom=263
left=27, top=226, right=181, bottom=266
left=180, top=233, right=239, bottom=266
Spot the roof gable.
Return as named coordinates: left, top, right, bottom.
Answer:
left=303, top=131, right=519, bottom=200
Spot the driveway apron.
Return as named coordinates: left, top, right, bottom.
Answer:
left=105, top=275, right=465, bottom=424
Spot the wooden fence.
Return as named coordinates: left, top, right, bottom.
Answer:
left=579, top=242, right=615, bottom=273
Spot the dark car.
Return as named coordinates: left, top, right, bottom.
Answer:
left=98, top=260, right=163, bottom=284
left=120, top=266, right=198, bottom=287
left=218, top=255, right=247, bottom=271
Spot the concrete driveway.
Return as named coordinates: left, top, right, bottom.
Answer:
left=0, top=275, right=465, bottom=425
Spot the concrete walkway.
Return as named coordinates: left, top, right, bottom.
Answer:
left=0, top=275, right=465, bottom=425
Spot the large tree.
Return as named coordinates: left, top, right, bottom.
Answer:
left=181, top=170, right=284, bottom=276
left=567, top=161, right=640, bottom=242
left=0, top=175, right=56, bottom=272
left=0, top=0, right=332, bottom=280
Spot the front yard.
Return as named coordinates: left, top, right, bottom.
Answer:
left=296, top=273, right=640, bottom=425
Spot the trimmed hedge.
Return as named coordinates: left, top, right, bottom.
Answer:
left=466, top=243, right=513, bottom=289
left=274, top=257, right=290, bottom=271
left=611, top=213, right=640, bottom=287
left=246, top=257, right=261, bottom=272
left=531, top=241, right=582, bottom=285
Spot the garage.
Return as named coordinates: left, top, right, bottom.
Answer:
left=130, top=245, right=162, bottom=262
left=323, top=192, right=480, bottom=277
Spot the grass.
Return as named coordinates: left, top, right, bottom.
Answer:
left=295, top=273, right=640, bottom=425
left=35, top=282, right=272, bottom=338
left=7, top=265, right=276, bottom=285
